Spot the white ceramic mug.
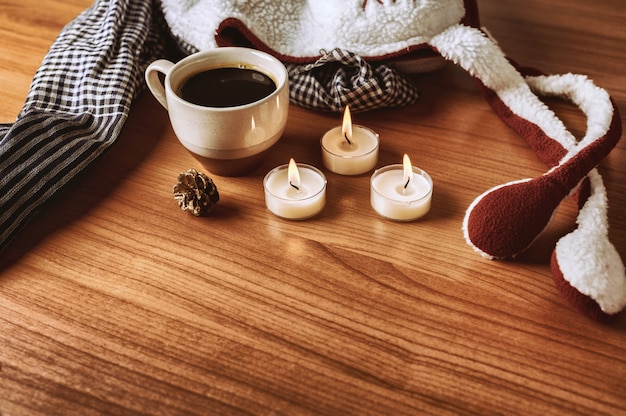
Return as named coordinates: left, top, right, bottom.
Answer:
left=145, top=47, right=289, bottom=176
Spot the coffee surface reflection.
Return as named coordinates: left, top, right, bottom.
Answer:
left=178, top=67, right=277, bottom=107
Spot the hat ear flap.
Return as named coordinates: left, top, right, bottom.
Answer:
left=551, top=169, right=626, bottom=321
left=430, top=25, right=625, bottom=319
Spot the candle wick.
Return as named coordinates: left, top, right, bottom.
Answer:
left=344, top=132, right=352, bottom=145
left=289, top=181, right=300, bottom=192
left=403, top=177, right=410, bottom=190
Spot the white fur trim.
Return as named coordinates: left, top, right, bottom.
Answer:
left=160, top=0, right=466, bottom=58
left=526, top=74, right=614, bottom=158
left=554, top=169, right=626, bottom=314
left=527, top=74, right=624, bottom=313
left=429, top=25, right=575, bottom=150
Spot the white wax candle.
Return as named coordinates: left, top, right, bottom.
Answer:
left=264, top=160, right=327, bottom=220
left=321, top=125, right=379, bottom=175
left=370, top=162, right=433, bottom=221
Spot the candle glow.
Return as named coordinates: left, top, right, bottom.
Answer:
left=342, top=106, right=353, bottom=145
left=288, top=158, right=301, bottom=192
left=403, top=154, right=412, bottom=192
left=370, top=154, right=433, bottom=221
left=320, top=106, right=379, bottom=175
left=264, top=159, right=327, bottom=220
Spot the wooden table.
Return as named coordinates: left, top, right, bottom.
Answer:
left=2, top=0, right=625, bottom=414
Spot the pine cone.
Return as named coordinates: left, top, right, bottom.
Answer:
left=173, top=168, right=219, bottom=216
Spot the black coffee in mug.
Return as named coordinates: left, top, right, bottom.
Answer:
left=178, top=67, right=277, bottom=107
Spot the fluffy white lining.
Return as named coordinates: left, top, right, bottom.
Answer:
left=554, top=170, right=626, bottom=314
left=159, top=0, right=466, bottom=58
left=525, top=74, right=614, bottom=163
left=525, top=74, right=625, bottom=313
left=428, top=25, right=575, bottom=149
left=430, top=28, right=613, bottom=168
left=444, top=25, right=625, bottom=313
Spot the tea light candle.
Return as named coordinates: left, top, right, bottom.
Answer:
left=370, top=154, right=433, bottom=221
left=321, top=106, right=379, bottom=175
left=264, top=158, right=327, bottom=220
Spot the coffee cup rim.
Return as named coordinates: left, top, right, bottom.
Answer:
left=166, top=47, right=288, bottom=111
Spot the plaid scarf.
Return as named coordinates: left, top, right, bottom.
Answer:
left=0, top=0, right=418, bottom=252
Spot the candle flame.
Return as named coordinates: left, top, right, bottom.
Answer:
left=403, top=154, right=412, bottom=190
left=288, top=158, right=301, bottom=192
left=341, top=106, right=353, bottom=145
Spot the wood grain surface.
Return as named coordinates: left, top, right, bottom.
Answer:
left=1, top=0, right=625, bottom=414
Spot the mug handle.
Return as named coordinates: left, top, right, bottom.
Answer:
left=145, top=59, right=174, bottom=110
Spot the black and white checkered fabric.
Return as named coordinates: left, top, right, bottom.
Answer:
left=287, top=48, right=420, bottom=113
left=0, top=0, right=166, bottom=252
left=0, top=0, right=420, bottom=252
